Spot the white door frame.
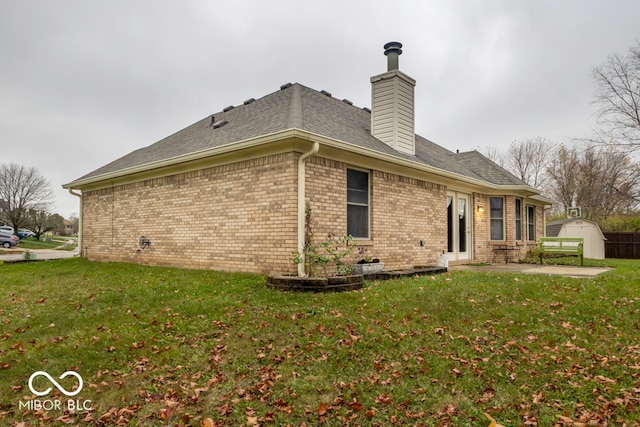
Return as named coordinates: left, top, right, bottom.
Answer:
left=447, top=192, right=472, bottom=261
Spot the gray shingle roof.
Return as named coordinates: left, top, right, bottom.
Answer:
left=70, top=82, right=532, bottom=189
left=546, top=219, right=570, bottom=237
left=454, top=151, right=528, bottom=186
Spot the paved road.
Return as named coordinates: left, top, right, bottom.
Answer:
left=0, top=248, right=78, bottom=262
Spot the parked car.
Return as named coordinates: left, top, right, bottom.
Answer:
left=0, top=231, right=19, bottom=248
left=0, top=226, right=14, bottom=234
left=18, top=229, right=36, bottom=239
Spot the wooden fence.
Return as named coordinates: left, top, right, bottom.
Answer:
left=603, top=232, right=640, bottom=259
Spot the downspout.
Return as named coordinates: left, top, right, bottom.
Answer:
left=297, top=142, right=320, bottom=277
left=67, top=189, right=83, bottom=256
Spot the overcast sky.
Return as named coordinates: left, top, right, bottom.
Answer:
left=2, top=1, right=639, bottom=218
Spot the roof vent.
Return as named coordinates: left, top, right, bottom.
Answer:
left=320, top=90, right=332, bottom=97
left=212, top=120, right=228, bottom=130
left=243, top=98, right=255, bottom=105
left=342, top=99, right=353, bottom=105
left=384, top=41, right=403, bottom=71
left=280, top=83, right=292, bottom=90
left=223, top=105, right=235, bottom=112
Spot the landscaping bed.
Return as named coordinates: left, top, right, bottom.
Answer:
left=266, top=273, right=365, bottom=292
left=267, top=266, right=448, bottom=291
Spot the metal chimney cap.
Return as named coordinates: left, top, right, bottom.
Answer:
left=383, top=41, right=403, bottom=56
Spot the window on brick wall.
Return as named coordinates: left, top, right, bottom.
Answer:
left=347, top=169, right=369, bottom=238
left=490, top=197, right=504, bottom=240
left=527, top=205, right=535, bottom=241
left=515, top=198, right=522, bottom=241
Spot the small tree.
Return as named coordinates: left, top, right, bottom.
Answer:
left=69, top=213, right=80, bottom=235
left=293, top=204, right=356, bottom=277
left=26, top=210, right=65, bottom=240
left=0, top=163, right=53, bottom=235
left=26, top=209, right=52, bottom=240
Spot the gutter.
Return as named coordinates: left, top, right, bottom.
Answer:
left=62, top=129, right=539, bottom=196
left=67, top=189, right=83, bottom=256
left=62, top=130, right=295, bottom=190
left=297, top=142, right=319, bottom=277
left=63, top=128, right=544, bottom=200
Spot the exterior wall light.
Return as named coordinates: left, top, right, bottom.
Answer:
left=477, top=206, right=484, bottom=213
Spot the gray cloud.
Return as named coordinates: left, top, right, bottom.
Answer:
left=1, top=0, right=638, bottom=216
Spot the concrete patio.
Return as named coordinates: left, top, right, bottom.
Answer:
left=450, top=263, right=610, bottom=278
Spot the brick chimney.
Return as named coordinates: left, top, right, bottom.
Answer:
left=370, top=41, right=416, bottom=155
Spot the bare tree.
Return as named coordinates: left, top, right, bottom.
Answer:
left=0, top=163, right=53, bottom=234
left=506, top=137, right=553, bottom=189
left=480, top=146, right=506, bottom=168
left=592, top=41, right=640, bottom=152
left=546, top=144, right=640, bottom=220
left=26, top=209, right=58, bottom=240
left=546, top=145, right=579, bottom=215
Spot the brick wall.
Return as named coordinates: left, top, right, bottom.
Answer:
left=81, top=149, right=547, bottom=273
left=82, top=153, right=298, bottom=273
left=473, top=194, right=546, bottom=263
left=370, top=171, right=448, bottom=269
left=305, top=157, right=448, bottom=271
left=473, top=193, right=490, bottom=262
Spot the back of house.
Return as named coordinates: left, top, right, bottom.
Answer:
left=64, top=42, right=551, bottom=274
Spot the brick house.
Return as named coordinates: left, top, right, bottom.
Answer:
left=64, top=42, right=551, bottom=275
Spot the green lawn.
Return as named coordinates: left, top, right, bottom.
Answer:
left=17, top=235, right=77, bottom=251
left=0, top=258, right=638, bottom=426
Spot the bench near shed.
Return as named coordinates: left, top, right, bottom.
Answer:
left=536, top=237, right=584, bottom=266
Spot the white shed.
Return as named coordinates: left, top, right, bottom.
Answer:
left=546, top=218, right=606, bottom=260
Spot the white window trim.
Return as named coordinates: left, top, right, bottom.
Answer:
left=526, top=205, right=536, bottom=242
left=515, top=198, right=523, bottom=242
left=490, top=196, right=505, bottom=241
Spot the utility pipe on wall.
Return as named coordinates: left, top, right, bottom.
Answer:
left=297, top=142, right=319, bottom=277
left=67, top=189, right=83, bottom=256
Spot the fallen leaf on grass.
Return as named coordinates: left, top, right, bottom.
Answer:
left=317, top=402, right=328, bottom=416
left=485, top=412, right=506, bottom=427
left=159, top=406, right=173, bottom=420
left=375, top=394, right=393, bottom=405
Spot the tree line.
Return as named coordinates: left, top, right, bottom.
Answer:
left=0, top=163, right=76, bottom=239
left=485, top=41, right=640, bottom=231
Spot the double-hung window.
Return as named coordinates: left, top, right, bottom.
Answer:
left=515, top=198, right=522, bottom=241
left=490, top=197, right=504, bottom=240
left=526, top=205, right=535, bottom=241
left=347, top=169, right=369, bottom=238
